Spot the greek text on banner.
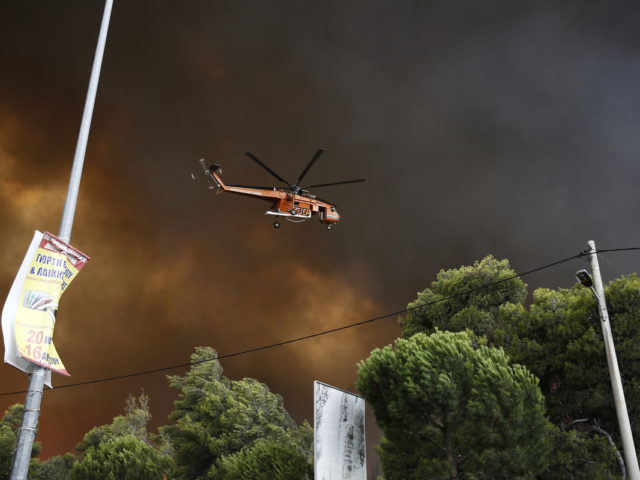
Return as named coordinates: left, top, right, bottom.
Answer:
left=2, top=231, right=89, bottom=385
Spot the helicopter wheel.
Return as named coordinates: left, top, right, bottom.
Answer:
left=274, top=221, right=280, bottom=229
left=327, top=224, right=333, bottom=230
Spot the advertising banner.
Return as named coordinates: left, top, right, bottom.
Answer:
left=2, top=231, right=89, bottom=386
left=314, top=381, right=366, bottom=480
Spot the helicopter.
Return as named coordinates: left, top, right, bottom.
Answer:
left=192, top=149, right=365, bottom=229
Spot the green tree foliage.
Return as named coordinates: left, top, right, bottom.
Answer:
left=162, top=346, right=312, bottom=480
left=72, top=391, right=173, bottom=480
left=542, top=426, right=620, bottom=480
left=356, top=330, right=551, bottom=480
left=77, top=391, right=153, bottom=453
left=215, top=438, right=313, bottom=480
left=32, top=454, right=75, bottom=480
left=396, top=255, right=634, bottom=477
left=400, top=255, right=527, bottom=340
left=0, top=404, right=42, bottom=480
left=499, top=274, right=640, bottom=451
left=71, top=435, right=173, bottom=480
left=0, top=424, right=16, bottom=480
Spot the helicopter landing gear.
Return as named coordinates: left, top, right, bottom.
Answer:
left=327, top=224, right=333, bottom=230
left=274, top=221, right=280, bottom=229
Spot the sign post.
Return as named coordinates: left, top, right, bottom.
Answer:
left=5, top=2, right=112, bottom=478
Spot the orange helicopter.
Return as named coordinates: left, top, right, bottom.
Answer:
left=192, top=149, right=365, bottom=229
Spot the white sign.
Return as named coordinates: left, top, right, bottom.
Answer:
left=314, top=381, right=366, bottom=480
left=2, top=230, right=89, bottom=387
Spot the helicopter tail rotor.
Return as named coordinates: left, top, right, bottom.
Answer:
left=192, top=159, right=223, bottom=191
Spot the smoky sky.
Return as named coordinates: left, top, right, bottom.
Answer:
left=2, top=0, right=640, bottom=472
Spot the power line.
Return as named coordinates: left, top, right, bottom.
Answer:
left=597, top=247, right=640, bottom=254
left=596, top=248, right=640, bottom=281
left=1, top=247, right=638, bottom=397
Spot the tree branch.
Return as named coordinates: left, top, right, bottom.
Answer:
left=563, top=418, right=626, bottom=480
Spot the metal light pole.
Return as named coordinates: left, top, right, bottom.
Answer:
left=576, top=240, right=640, bottom=480
left=9, top=2, right=113, bottom=479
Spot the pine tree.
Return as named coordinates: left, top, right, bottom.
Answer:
left=161, top=346, right=312, bottom=479
left=356, top=330, right=551, bottom=479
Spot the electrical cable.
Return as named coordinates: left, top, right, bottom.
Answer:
left=598, top=254, right=626, bottom=278
left=1, top=247, right=638, bottom=397
left=597, top=247, right=640, bottom=254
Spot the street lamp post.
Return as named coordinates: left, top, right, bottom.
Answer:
left=576, top=240, right=640, bottom=480
left=8, top=2, right=113, bottom=479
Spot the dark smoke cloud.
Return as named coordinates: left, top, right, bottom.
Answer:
left=2, top=1, right=640, bottom=472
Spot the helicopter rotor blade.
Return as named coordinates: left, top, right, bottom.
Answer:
left=304, top=178, right=366, bottom=188
left=295, top=148, right=325, bottom=186
left=245, top=152, right=292, bottom=187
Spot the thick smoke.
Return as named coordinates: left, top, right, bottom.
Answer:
left=2, top=1, right=640, bottom=472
